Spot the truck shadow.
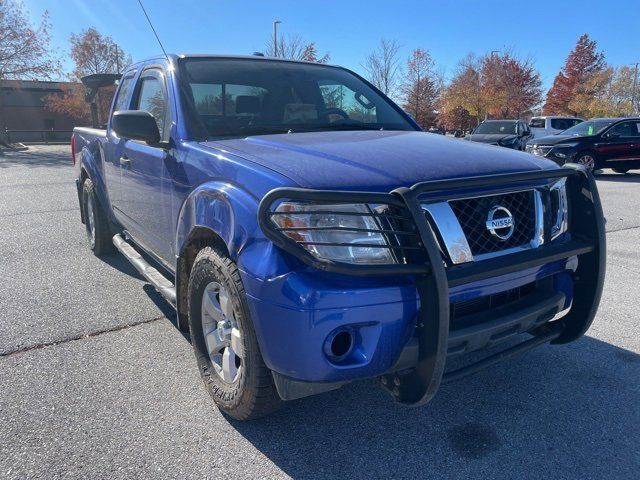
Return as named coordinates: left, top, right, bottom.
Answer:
left=596, top=172, right=640, bottom=183
left=228, top=336, right=639, bottom=478
left=97, top=253, right=178, bottom=325
left=0, top=147, right=70, bottom=168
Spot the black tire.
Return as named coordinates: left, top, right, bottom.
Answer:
left=82, top=178, right=115, bottom=255
left=188, top=246, right=282, bottom=420
left=612, top=168, right=629, bottom=174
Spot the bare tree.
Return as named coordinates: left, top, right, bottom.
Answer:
left=0, top=0, right=60, bottom=139
left=400, top=48, right=441, bottom=128
left=265, top=34, right=329, bottom=63
left=362, top=38, right=402, bottom=99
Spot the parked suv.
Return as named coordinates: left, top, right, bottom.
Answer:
left=529, top=116, right=583, bottom=138
left=465, top=120, right=533, bottom=150
left=526, top=117, right=640, bottom=173
left=72, top=55, right=605, bottom=419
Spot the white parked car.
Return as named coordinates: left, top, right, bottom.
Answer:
left=528, top=116, right=583, bottom=138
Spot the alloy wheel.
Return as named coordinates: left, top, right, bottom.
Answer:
left=200, top=281, right=244, bottom=383
left=86, top=195, right=96, bottom=246
left=577, top=154, right=595, bottom=172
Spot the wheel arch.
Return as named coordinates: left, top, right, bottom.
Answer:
left=575, top=148, right=600, bottom=165
left=174, top=182, right=259, bottom=330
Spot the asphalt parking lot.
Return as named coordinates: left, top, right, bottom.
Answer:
left=1, top=144, right=639, bottom=479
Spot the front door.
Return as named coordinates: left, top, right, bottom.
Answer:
left=118, top=67, right=174, bottom=263
left=597, top=120, right=640, bottom=165
left=104, top=71, right=136, bottom=212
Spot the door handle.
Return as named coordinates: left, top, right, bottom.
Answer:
left=119, top=156, right=131, bottom=168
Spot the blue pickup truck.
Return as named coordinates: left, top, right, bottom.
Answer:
left=72, top=54, right=606, bottom=420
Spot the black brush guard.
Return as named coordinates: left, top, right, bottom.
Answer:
left=257, top=165, right=606, bottom=406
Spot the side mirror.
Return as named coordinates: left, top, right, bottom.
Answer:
left=112, top=110, right=160, bottom=144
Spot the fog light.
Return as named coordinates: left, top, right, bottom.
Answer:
left=324, top=328, right=355, bottom=362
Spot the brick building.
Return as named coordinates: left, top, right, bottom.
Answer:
left=0, top=80, right=79, bottom=142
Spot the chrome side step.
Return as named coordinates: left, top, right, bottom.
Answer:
left=112, top=234, right=176, bottom=306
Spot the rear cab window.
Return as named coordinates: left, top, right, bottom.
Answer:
left=550, top=119, right=572, bottom=131
left=529, top=118, right=546, bottom=129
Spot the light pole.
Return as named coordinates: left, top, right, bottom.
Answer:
left=114, top=44, right=121, bottom=75
left=631, top=62, right=639, bottom=116
left=273, top=20, right=282, bottom=57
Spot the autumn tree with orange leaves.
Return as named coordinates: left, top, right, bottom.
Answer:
left=440, top=51, right=541, bottom=126
left=44, top=28, right=130, bottom=125
left=482, top=51, right=542, bottom=118
left=439, top=54, right=484, bottom=127
left=543, top=34, right=606, bottom=116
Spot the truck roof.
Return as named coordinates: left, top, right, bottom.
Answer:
left=129, top=53, right=335, bottom=68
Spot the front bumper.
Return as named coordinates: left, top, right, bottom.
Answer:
left=256, top=166, right=606, bottom=405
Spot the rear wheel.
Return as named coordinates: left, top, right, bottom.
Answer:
left=574, top=151, right=597, bottom=172
left=612, top=168, right=629, bottom=174
left=82, top=178, right=114, bottom=255
left=188, top=246, right=282, bottom=420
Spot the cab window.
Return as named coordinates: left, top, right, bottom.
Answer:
left=529, top=118, right=546, bottom=129
left=113, top=74, right=136, bottom=112
left=134, top=70, right=168, bottom=139
left=608, top=121, right=640, bottom=138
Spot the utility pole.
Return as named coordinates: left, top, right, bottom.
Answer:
left=115, top=44, right=121, bottom=75
left=631, top=62, right=639, bottom=116
left=273, top=20, right=282, bottom=57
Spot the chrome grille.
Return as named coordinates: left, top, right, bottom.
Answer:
left=449, top=191, right=536, bottom=256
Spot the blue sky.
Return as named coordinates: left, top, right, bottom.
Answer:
left=25, top=0, right=640, bottom=91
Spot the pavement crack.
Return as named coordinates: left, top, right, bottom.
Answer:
left=606, top=224, right=640, bottom=234
left=0, top=316, right=167, bottom=358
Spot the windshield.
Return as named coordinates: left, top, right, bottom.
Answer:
left=561, top=119, right=615, bottom=136
left=473, top=121, right=517, bottom=135
left=178, top=58, right=415, bottom=139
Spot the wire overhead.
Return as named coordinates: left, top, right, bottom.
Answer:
left=137, top=0, right=170, bottom=62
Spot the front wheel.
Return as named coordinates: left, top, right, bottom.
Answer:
left=574, top=152, right=598, bottom=173
left=188, top=247, right=282, bottom=420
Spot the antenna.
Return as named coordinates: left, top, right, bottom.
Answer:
left=137, top=0, right=170, bottom=62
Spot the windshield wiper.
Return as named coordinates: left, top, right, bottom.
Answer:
left=211, top=125, right=293, bottom=139
left=303, top=124, right=386, bottom=132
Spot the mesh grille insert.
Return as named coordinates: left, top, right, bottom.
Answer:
left=449, top=191, right=536, bottom=256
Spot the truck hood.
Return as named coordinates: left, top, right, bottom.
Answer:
left=202, top=130, right=557, bottom=191
left=530, top=134, right=588, bottom=146
left=466, top=133, right=518, bottom=144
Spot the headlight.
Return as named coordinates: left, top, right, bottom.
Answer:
left=529, top=145, right=553, bottom=157
left=271, top=202, right=396, bottom=264
left=550, top=179, right=568, bottom=240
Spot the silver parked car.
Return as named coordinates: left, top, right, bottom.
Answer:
left=529, top=116, right=583, bottom=138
